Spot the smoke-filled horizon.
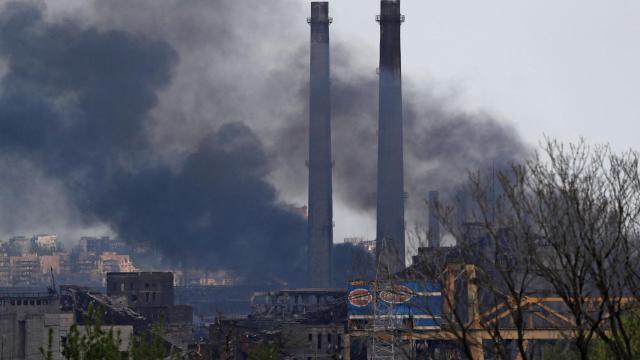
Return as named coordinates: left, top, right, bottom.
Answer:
left=0, top=0, right=528, bottom=282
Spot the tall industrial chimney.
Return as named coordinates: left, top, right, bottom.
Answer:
left=428, top=191, right=441, bottom=248
left=376, top=0, right=405, bottom=274
left=307, top=2, right=333, bottom=288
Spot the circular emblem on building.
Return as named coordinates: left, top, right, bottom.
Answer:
left=348, top=288, right=373, bottom=307
left=379, top=284, right=414, bottom=304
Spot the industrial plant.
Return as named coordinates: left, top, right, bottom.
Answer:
left=0, top=0, right=637, bottom=359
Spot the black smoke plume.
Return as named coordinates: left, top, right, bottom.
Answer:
left=0, top=2, right=307, bottom=284
left=277, top=46, right=529, bottom=226
left=0, top=0, right=529, bottom=284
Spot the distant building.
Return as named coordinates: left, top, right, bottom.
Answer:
left=10, top=255, right=41, bottom=286
left=343, top=237, right=376, bottom=254
left=0, top=254, right=9, bottom=286
left=99, top=252, right=137, bottom=275
left=79, top=236, right=111, bottom=253
left=9, top=237, right=31, bottom=256
left=39, top=254, right=66, bottom=275
left=74, top=252, right=102, bottom=285
left=32, top=234, right=57, bottom=254
left=344, top=237, right=365, bottom=245
left=359, top=240, right=376, bottom=253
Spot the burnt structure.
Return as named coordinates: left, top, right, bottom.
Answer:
left=107, top=272, right=174, bottom=306
left=428, top=191, right=441, bottom=248
left=106, top=272, right=192, bottom=346
left=376, top=0, right=406, bottom=273
left=210, top=288, right=348, bottom=359
left=307, top=2, right=334, bottom=287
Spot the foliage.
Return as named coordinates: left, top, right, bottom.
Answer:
left=248, top=343, right=281, bottom=360
left=49, top=304, right=180, bottom=360
left=130, top=322, right=181, bottom=360
left=40, top=328, right=54, bottom=360
left=61, top=304, right=123, bottom=360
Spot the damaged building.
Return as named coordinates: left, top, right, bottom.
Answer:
left=210, top=288, right=348, bottom=359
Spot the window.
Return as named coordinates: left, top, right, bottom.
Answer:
left=121, top=283, right=125, bottom=291
left=30, top=300, right=34, bottom=306
left=338, top=334, right=342, bottom=347
left=145, top=293, right=150, bottom=303
left=317, top=333, right=322, bottom=350
left=152, top=292, right=156, bottom=302
left=36, top=300, right=41, bottom=305
left=308, top=333, right=312, bottom=342
left=16, top=300, right=21, bottom=306
left=327, top=333, right=332, bottom=344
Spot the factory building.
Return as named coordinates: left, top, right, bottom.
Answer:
left=106, top=272, right=193, bottom=347
left=0, top=291, right=72, bottom=360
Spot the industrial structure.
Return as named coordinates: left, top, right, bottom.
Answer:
left=210, top=288, right=348, bottom=359
left=307, top=2, right=334, bottom=288
left=376, top=0, right=406, bottom=274
left=428, top=191, right=441, bottom=248
left=106, top=272, right=193, bottom=347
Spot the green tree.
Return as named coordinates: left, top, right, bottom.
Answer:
left=61, top=304, right=124, bottom=360
left=130, top=322, right=175, bottom=360
left=40, top=328, right=54, bottom=360
left=51, top=304, right=180, bottom=360
left=248, top=343, right=280, bottom=360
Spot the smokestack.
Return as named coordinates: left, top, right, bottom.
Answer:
left=428, top=191, right=441, bottom=248
left=307, top=2, right=333, bottom=287
left=376, top=0, right=406, bottom=273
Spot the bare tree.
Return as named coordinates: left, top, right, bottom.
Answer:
left=493, top=139, right=640, bottom=360
left=406, top=139, right=640, bottom=360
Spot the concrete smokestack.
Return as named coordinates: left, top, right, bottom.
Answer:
left=307, top=2, right=333, bottom=287
left=428, top=191, right=441, bottom=248
left=376, top=0, right=405, bottom=274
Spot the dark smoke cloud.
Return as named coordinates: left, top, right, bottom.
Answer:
left=0, top=0, right=529, bottom=283
left=276, top=45, right=529, bottom=225
left=0, top=2, right=306, bottom=284
left=93, top=123, right=307, bottom=283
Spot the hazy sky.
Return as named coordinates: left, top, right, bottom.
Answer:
left=328, top=0, right=640, bottom=150
left=2, top=0, right=638, bottom=256
left=320, top=0, right=640, bottom=243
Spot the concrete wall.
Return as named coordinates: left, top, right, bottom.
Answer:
left=282, top=323, right=345, bottom=359
left=0, top=296, right=73, bottom=360
left=107, top=272, right=174, bottom=307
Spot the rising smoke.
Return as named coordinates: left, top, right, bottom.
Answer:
left=0, top=1, right=306, bottom=284
left=0, top=0, right=528, bottom=283
left=277, top=45, right=529, bottom=223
